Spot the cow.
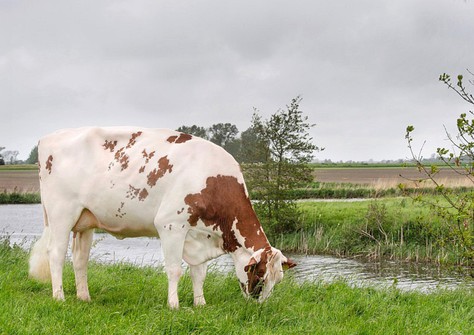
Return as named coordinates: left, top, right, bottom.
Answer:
left=29, top=127, right=296, bottom=308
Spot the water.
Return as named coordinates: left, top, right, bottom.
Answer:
left=1, top=204, right=473, bottom=292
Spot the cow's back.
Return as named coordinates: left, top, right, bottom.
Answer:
left=38, top=127, right=243, bottom=235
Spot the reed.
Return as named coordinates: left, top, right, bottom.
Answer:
left=270, top=198, right=471, bottom=265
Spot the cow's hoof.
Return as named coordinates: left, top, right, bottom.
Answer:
left=194, top=297, right=206, bottom=306
left=77, top=293, right=91, bottom=302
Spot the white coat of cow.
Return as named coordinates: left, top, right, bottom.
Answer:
left=29, top=127, right=295, bottom=308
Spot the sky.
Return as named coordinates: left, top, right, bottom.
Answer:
left=1, top=0, right=473, bottom=162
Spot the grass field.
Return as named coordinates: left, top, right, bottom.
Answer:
left=1, top=241, right=474, bottom=334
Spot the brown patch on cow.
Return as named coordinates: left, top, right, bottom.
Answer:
left=139, top=166, right=145, bottom=173
left=126, top=131, right=143, bottom=148
left=147, top=156, right=173, bottom=187
left=167, top=133, right=192, bottom=144
left=138, top=188, right=149, bottom=201
left=167, top=135, right=178, bottom=143
left=114, top=148, right=129, bottom=171
left=45, top=155, right=53, bottom=174
left=103, top=140, right=118, bottom=152
left=142, top=149, right=155, bottom=163
left=126, top=185, right=141, bottom=200
left=126, top=184, right=148, bottom=201
left=184, top=175, right=269, bottom=253
left=116, top=202, right=126, bottom=218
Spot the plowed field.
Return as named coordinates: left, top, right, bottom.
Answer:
left=0, top=166, right=471, bottom=193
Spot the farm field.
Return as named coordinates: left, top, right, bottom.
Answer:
left=313, top=166, right=470, bottom=188
left=1, top=165, right=471, bottom=193
left=0, top=170, right=40, bottom=193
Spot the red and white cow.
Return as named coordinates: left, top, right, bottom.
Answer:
left=29, top=127, right=295, bottom=308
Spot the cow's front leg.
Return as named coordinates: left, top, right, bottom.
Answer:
left=156, top=226, right=186, bottom=309
left=165, top=262, right=183, bottom=309
left=190, top=262, right=207, bottom=306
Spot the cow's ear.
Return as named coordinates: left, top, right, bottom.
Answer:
left=244, top=257, right=258, bottom=272
left=282, top=258, right=297, bottom=270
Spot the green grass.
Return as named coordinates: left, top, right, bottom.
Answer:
left=0, top=191, right=41, bottom=204
left=272, top=198, right=469, bottom=264
left=0, top=164, right=38, bottom=171
left=1, top=240, right=474, bottom=334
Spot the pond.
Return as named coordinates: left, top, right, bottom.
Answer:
left=1, top=204, right=473, bottom=292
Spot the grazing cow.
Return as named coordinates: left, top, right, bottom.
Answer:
left=29, top=127, right=295, bottom=308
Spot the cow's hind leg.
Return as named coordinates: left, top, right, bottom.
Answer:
left=72, top=229, right=94, bottom=301
left=189, top=262, right=207, bottom=306
left=48, top=222, right=73, bottom=300
left=46, top=205, right=82, bottom=301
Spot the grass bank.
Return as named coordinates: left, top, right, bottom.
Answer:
left=1, top=240, right=474, bottom=334
left=272, top=198, right=470, bottom=265
left=0, top=191, right=40, bottom=204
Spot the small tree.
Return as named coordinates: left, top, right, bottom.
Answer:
left=26, top=145, right=38, bottom=164
left=404, top=71, right=474, bottom=261
left=246, top=96, right=321, bottom=235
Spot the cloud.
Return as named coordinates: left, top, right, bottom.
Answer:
left=1, top=0, right=473, bottom=161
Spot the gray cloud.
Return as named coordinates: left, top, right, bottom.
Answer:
left=1, top=0, right=473, bottom=161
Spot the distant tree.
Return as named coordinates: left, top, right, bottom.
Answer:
left=26, top=145, right=38, bottom=164
left=176, top=125, right=209, bottom=139
left=176, top=123, right=241, bottom=158
left=404, top=71, right=474, bottom=261
left=238, top=126, right=267, bottom=163
left=0, top=146, right=4, bottom=165
left=2, top=150, right=19, bottom=164
left=208, top=123, right=239, bottom=148
left=245, top=96, right=321, bottom=235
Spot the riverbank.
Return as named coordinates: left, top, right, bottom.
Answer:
left=273, top=198, right=472, bottom=265
left=1, top=242, right=473, bottom=334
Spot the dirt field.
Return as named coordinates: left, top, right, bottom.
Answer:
left=0, top=166, right=472, bottom=193
left=0, top=170, right=40, bottom=192
left=314, top=167, right=472, bottom=188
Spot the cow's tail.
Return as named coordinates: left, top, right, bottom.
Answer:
left=29, top=225, right=51, bottom=282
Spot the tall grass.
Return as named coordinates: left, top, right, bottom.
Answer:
left=250, top=181, right=474, bottom=200
left=0, top=190, right=40, bottom=204
left=1, top=239, right=474, bottom=334
left=271, top=198, right=471, bottom=265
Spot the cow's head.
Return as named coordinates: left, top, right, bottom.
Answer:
left=240, top=246, right=296, bottom=301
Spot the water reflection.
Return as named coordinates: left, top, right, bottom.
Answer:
left=1, top=204, right=473, bottom=292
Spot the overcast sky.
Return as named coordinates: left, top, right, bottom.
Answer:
left=1, top=0, right=473, bottom=162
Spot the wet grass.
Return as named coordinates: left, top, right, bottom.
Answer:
left=1, top=239, right=474, bottom=334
